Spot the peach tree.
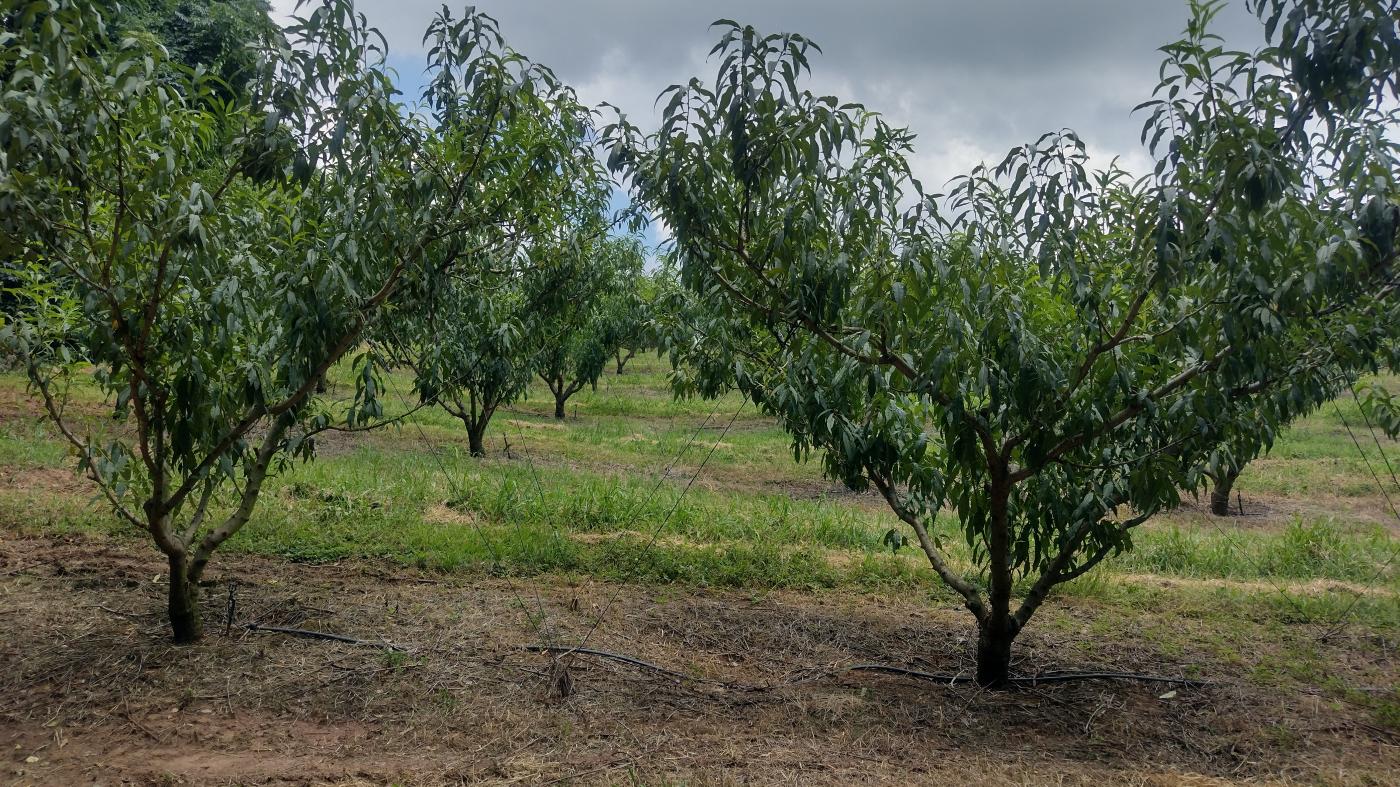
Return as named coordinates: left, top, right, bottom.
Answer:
left=0, top=0, right=596, bottom=642
left=531, top=232, right=648, bottom=419
left=607, top=0, right=1400, bottom=686
left=379, top=166, right=612, bottom=455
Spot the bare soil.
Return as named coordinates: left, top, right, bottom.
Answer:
left=1165, top=492, right=1400, bottom=535
left=2, top=530, right=1396, bottom=786
left=0, top=467, right=89, bottom=497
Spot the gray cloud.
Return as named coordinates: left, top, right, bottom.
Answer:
left=273, top=0, right=1267, bottom=187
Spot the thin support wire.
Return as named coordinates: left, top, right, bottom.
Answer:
left=391, top=383, right=557, bottom=651
left=570, top=396, right=749, bottom=655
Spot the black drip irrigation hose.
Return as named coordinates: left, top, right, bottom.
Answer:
left=244, top=623, right=405, bottom=651
left=523, top=644, right=743, bottom=688
left=522, top=644, right=1211, bottom=691
left=845, top=664, right=1209, bottom=687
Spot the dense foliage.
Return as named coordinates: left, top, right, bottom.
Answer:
left=113, top=0, right=282, bottom=100
left=531, top=233, right=648, bottom=418
left=381, top=159, right=613, bottom=453
left=608, top=0, right=1400, bottom=685
left=0, top=0, right=599, bottom=641
left=2, top=0, right=1396, bottom=693
left=388, top=274, right=536, bottom=457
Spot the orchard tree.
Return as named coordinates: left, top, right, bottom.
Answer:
left=649, top=254, right=784, bottom=401
left=532, top=233, right=647, bottom=418
left=1, top=1, right=285, bottom=326
left=1201, top=361, right=1364, bottom=515
left=1358, top=377, right=1400, bottom=440
left=608, top=266, right=664, bottom=375
left=608, top=0, right=1400, bottom=686
left=1202, top=324, right=1399, bottom=515
left=387, top=276, right=534, bottom=457
left=381, top=170, right=612, bottom=456
left=0, top=0, right=596, bottom=642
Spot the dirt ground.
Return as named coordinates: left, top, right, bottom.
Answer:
left=1, top=530, right=1397, bottom=786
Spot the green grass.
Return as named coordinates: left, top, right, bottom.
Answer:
left=1, top=358, right=1397, bottom=600
left=1117, top=518, right=1397, bottom=583
left=4, top=359, right=1399, bottom=730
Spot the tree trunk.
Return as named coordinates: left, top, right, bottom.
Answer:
left=1210, top=467, right=1240, bottom=516
left=978, top=466, right=1017, bottom=688
left=975, top=618, right=1016, bottom=688
left=167, top=553, right=202, bottom=644
left=554, top=394, right=567, bottom=420
left=467, top=422, right=486, bottom=457
left=615, top=348, right=634, bottom=375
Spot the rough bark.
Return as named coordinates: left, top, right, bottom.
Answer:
left=167, top=553, right=201, bottom=644
left=446, top=395, right=496, bottom=458
left=975, top=618, right=1016, bottom=688
left=1210, top=466, right=1240, bottom=516
left=979, top=466, right=1017, bottom=688
left=467, top=422, right=486, bottom=457
left=541, top=373, right=571, bottom=420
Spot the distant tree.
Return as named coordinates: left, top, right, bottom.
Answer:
left=1206, top=379, right=1349, bottom=516
left=1203, top=322, right=1399, bottom=515
left=1358, top=377, right=1400, bottom=440
left=608, top=0, right=1400, bottom=686
left=533, top=234, right=647, bottom=418
left=1, top=0, right=595, bottom=643
left=609, top=264, right=680, bottom=375
left=649, top=254, right=782, bottom=400
left=382, top=167, right=611, bottom=455
left=387, top=278, right=532, bottom=457
left=608, top=271, right=651, bottom=375
left=113, top=0, right=281, bottom=96
left=1202, top=365, right=1348, bottom=516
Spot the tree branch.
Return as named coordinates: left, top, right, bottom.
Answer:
left=869, top=472, right=987, bottom=622
left=188, top=410, right=295, bottom=579
left=29, top=368, right=146, bottom=532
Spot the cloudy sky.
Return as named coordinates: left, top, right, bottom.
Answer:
left=271, top=0, right=1266, bottom=245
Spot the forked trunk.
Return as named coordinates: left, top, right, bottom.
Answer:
left=449, top=398, right=490, bottom=458
left=615, top=348, right=635, bottom=375
left=167, top=553, right=202, bottom=644
left=1210, top=467, right=1240, bottom=516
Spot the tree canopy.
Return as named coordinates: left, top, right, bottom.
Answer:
left=112, top=0, right=282, bottom=100
left=0, top=0, right=603, bottom=642
left=606, top=0, right=1400, bottom=686
left=531, top=232, right=648, bottom=419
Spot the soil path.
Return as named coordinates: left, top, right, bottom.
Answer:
left=1, top=531, right=1396, bottom=785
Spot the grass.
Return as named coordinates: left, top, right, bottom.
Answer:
left=2, top=358, right=1400, bottom=736
left=1, top=358, right=1397, bottom=598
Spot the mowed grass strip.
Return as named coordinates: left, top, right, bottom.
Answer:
left=0, top=358, right=1397, bottom=604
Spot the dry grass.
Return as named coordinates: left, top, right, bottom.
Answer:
left=2, top=530, right=1397, bottom=786
left=2, top=364, right=1398, bottom=784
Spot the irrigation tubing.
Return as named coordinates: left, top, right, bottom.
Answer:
left=522, top=644, right=1210, bottom=691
